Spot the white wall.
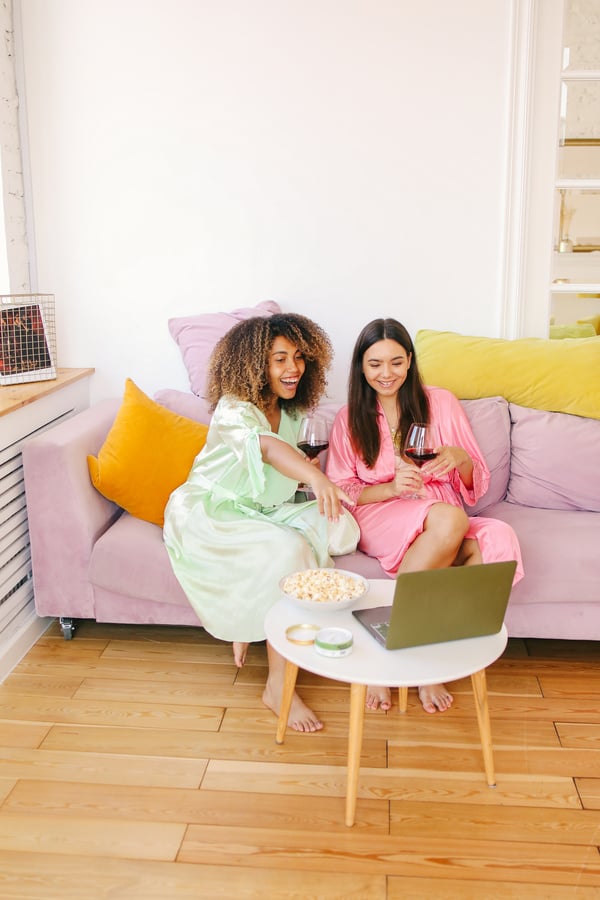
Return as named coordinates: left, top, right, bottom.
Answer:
left=18, top=0, right=521, bottom=404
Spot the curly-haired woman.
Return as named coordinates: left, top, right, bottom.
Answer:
left=164, top=313, right=359, bottom=733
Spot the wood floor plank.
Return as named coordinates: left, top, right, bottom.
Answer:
left=0, top=692, right=224, bottom=731
left=389, top=799, right=600, bottom=844
left=202, top=759, right=581, bottom=808
left=576, top=778, right=600, bottom=809
left=556, top=723, right=600, bottom=749
left=490, top=656, right=600, bottom=676
left=1, top=673, right=85, bottom=698
left=0, top=780, right=16, bottom=804
left=16, top=656, right=238, bottom=685
left=75, top=678, right=357, bottom=713
left=485, top=695, right=600, bottom=723
left=539, top=674, right=600, bottom=697
left=178, top=823, right=600, bottom=886
left=0, top=721, right=52, bottom=748
left=221, top=705, right=562, bottom=747
left=236, top=664, right=542, bottom=696
left=38, top=722, right=388, bottom=768
left=0, top=812, right=185, bottom=861
left=387, top=743, right=600, bottom=778
left=387, top=875, right=600, bottom=898
left=3, top=780, right=389, bottom=833
left=73, top=675, right=237, bottom=705
left=101, top=638, right=262, bottom=665
left=0, top=851, right=385, bottom=899
left=0, top=746, right=207, bottom=788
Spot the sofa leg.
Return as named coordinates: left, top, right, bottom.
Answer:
left=59, top=617, right=76, bottom=640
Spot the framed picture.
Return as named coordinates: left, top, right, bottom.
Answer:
left=0, top=294, right=57, bottom=385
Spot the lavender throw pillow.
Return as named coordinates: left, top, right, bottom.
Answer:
left=507, top=404, right=600, bottom=512
left=169, top=300, right=281, bottom=397
left=460, top=396, right=511, bottom=514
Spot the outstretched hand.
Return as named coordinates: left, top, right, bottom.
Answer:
left=310, top=470, right=352, bottom=521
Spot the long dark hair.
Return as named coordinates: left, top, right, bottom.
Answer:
left=348, top=318, right=429, bottom=467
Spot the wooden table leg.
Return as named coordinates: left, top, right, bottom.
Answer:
left=345, top=682, right=366, bottom=827
left=275, top=661, right=299, bottom=744
left=471, top=668, right=496, bottom=787
left=398, top=686, right=408, bottom=713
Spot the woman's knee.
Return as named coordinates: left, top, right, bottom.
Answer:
left=425, top=504, right=469, bottom=543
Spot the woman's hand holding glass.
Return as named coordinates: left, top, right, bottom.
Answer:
left=393, top=458, right=426, bottom=499
left=402, top=423, right=440, bottom=499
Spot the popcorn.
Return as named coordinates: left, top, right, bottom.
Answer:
left=282, top=569, right=367, bottom=604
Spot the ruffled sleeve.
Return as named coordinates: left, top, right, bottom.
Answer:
left=427, top=388, right=490, bottom=506
left=199, top=396, right=295, bottom=504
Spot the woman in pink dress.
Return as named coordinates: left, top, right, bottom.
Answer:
left=326, top=318, right=523, bottom=714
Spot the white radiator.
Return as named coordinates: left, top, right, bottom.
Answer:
left=0, top=409, right=74, bottom=641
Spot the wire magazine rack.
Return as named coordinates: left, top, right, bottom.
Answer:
left=0, top=294, right=57, bottom=386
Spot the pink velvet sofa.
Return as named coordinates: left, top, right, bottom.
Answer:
left=23, top=386, right=600, bottom=641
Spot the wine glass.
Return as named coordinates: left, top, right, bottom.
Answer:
left=404, top=422, right=439, bottom=497
left=296, top=414, right=330, bottom=491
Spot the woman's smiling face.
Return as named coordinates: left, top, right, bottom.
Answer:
left=267, top=336, right=306, bottom=400
left=361, top=338, right=411, bottom=399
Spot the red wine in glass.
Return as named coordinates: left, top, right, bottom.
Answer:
left=297, top=440, right=329, bottom=459
left=297, top=415, right=329, bottom=488
left=405, top=447, right=438, bottom=467
left=404, top=423, right=439, bottom=495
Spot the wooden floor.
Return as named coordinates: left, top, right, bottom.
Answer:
left=0, top=622, right=599, bottom=899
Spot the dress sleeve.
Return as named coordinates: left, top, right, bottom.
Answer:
left=325, top=407, right=367, bottom=508
left=430, top=388, right=490, bottom=506
left=206, top=396, right=277, bottom=500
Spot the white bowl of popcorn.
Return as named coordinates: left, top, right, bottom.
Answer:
left=279, top=568, right=369, bottom=611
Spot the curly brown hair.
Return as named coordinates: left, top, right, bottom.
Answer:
left=206, top=313, right=333, bottom=413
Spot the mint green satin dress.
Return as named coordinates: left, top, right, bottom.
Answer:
left=163, top=395, right=359, bottom=642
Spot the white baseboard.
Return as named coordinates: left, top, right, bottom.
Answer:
left=0, top=610, right=53, bottom=683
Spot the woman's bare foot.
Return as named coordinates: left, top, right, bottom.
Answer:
left=232, top=641, right=249, bottom=667
left=262, top=683, right=323, bottom=732
left=418, top=683, right=453, bottom=714
left=366, top=686, right=392, bottom=711
left=263, top=641, right=323, bottom=732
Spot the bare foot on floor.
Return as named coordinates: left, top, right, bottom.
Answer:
left=418, top=683, right=453, bottom=714
left=232, top=641, right=249, bottom=667
left=262, top=684, right=323, bottom=733
left=366, top=685, right=392, bottom=711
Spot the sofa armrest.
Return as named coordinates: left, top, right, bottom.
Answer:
left=22, top=399, right=122, bottom=619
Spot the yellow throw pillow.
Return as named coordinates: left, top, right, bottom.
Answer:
left=87, top=379, right=208, bottom=526
left=414, top=329, right=600, bottom=420
left=577, top=314, right=600, bottom=336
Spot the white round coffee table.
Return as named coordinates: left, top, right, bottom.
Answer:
left=264, top=578, right=508, bottom=826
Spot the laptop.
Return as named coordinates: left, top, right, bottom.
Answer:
left=352, top=560, right=517, bottom=650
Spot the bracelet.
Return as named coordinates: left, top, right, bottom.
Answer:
left=285, top=624, right=320, bottom=645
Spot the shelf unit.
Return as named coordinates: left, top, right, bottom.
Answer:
left=550, top=42, right=600, bottom=316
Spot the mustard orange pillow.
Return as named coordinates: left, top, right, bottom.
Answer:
left=87, top=379, right=208, bottom=526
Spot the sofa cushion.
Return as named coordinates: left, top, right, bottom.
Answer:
left=169, top=300, right=281, bottom=397
left=87, top=379, right=208, bottom=526
left=90, top=512, right=191, bottom=606
left=154, top=388, right=212, bottom=424
left=415, top=329, right=600, bottom=420
left=507, top=404, right=600, bottom=512
left=460, top=396, right=511, bottom=513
